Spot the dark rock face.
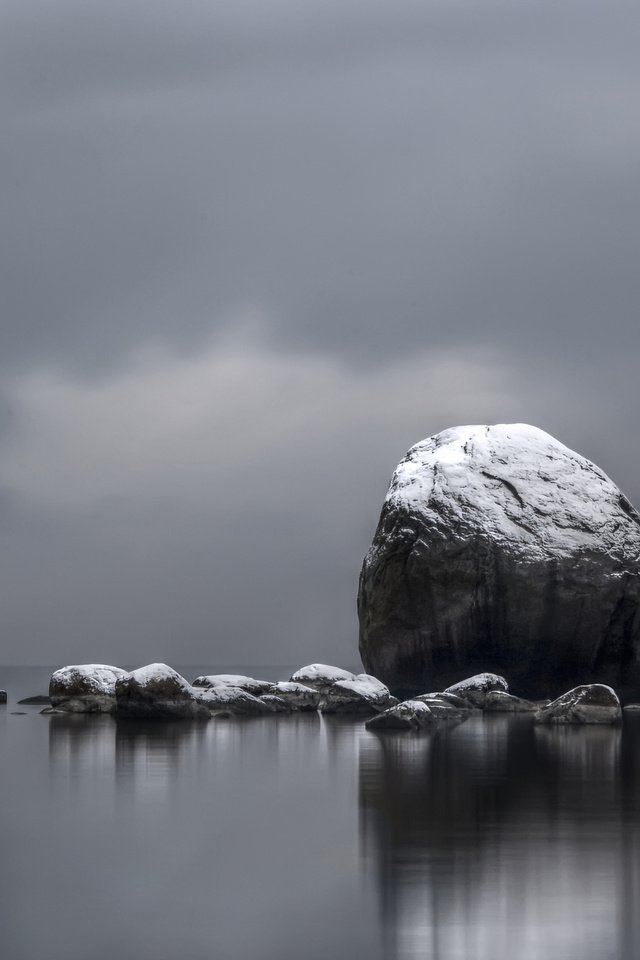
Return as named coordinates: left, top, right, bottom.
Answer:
left=358, top=424, right=640, bottom=698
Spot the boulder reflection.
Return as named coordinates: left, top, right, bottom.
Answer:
left=359, top=716, right=640, bottom=960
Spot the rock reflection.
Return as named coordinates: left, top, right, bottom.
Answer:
left=360, top=716, right=640, bottom=960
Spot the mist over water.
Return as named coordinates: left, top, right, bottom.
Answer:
left=2, top=668, right=640, bottom=959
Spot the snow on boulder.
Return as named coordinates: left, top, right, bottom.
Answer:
left=191, top=674, right=274, bottom=696
left=359, top=424, right=640, bottom=697
left=271, top=682, right=321, bottom=711
left=534, top=684, right=622, bottom=724
left=289, top=664, right=356, bottom=693
left=366, top=700, right=435, bottom=731
left=115, top=664, right=210, bottom=719
left=443, top=673, right=509, bottom=709
left=49, top=664, right=128, bottom=713
left=319, top=674, right=396, bottom=715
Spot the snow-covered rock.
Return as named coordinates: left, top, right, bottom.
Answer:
left=115, top=664, right=210, bottom=719
left=358, top=424, right=640, bottom=696
left=270, top=682, right=321, bottom=711
left=319, top=674, right=396, bottom=715
left=366, top=700, right=435, bottom=731
left=534, top=684, right=622, bottom=724
left=191, top=674, right=274, bottom=696
left=196, top=685, right=280, bottom=717
left=413, top=694, right=473, bottom=720
left=289, top=663, right=356, bottom=693
left=49, top=664, right=128, bottom=713
left=443, top=673, right=509, bottom=709
left=483, top=691, right=542, bottom=713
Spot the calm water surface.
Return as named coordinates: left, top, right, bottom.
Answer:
left=2, top=666, right=640, bottom=959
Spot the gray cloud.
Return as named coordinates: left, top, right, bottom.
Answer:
left=1, top=0, right=639, bottom=664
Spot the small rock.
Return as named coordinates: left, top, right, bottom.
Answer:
left=366, top=700, right=436, bottom=731
left=191, top=674, right=274, bottom=696
left=534, top=684, right=622, bottom=724
left=0, top=690, right=6, bottom=705
left=319, top=674, right=396, bottom=715
left=289, top=663, right=356, bottom=694
left=623, top=704, right=640, bottom=712
left=413, top=695, right=471, bottom=720
left=270, top=682, right=321, bottom=711
left=444, top=673, right=509, bottom=708
left=483, top=691, right=541, bottom=713
left=18, top=695, right=50, bottom=705
left=50, top=664, right=128, bottom=713
left=115, top=664, right=210, bottom=719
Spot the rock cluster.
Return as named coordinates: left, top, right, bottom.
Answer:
left=358, top=423, right=640, bottom=698
left=43, top=662, right=395, bottom=720
left=40, top=664, right=625, bottom=729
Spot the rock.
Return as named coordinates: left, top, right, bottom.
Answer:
left=191, top=674, right=274, bottom=696
left=18, top=695, right=50, bottom=705
left=443, top=673, right=509, bottom=708
left=270, top=682, right=321, bottom=711
left=358, top=423, right=640, bottom=697
left=483, top=691, right=541, bottom=713
left=115, top=664, right=210, bottom=719
left=623, top=704, right=640, bottom=712
left=50, top=664, right=128, bottom=713
left=419, top=690, right=479, bottom=710
left=259, top=695, right=293, bottom=714
left=413, top=695, right=473, bottom=720
left=0, top=690, right=6, bottom=704
left=40, top=706, right=64, bottom=715
left=289, top=663, right=356, bottom=694
left=319, top=675, right=396, bottom=715
left=534, top=684, right=622, bottom=724
left=196, top=685, right=277, bottom=717
left=366, top=699, right=436, bottom=731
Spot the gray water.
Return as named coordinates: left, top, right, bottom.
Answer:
left=2, top=667, right=640, bottom=960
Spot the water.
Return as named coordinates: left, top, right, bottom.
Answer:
left=2, top=667, right=640, bottom=959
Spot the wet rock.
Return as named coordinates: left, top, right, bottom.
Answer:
left=534, top=684, right=622, bottom=724
left=50, top=664, right=128, bottom=713
left=115, top=664, right=210, bottom=720
left=319, top=674, right=396, bottom=715
left=366, top=700, right=435, bottom=731
left=358, top=423, right=640, bottom=698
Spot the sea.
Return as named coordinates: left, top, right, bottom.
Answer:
left=1, top=665, right=640, bottom=960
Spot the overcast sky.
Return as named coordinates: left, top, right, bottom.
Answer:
left=1, top=0, right=639, bottom=667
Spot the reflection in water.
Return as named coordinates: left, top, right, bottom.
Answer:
left=359, top=716, right=640, bottom=960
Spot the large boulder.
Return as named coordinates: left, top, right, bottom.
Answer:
left=358, top=424, right=640, bottom=697
left=115, top=664, right=210, bottom=719
left=49, top=664, right=128, bottom=713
